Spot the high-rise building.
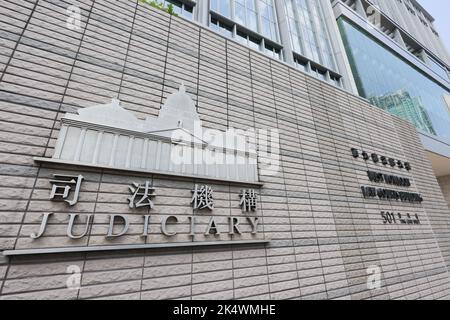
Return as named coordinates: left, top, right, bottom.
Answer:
left=1, top=0, right=450, bottom=301
left=370, top=90, right=435, bottom=135
left=176, top=0, right=356, bottom=90
left=331, top=0, right=450, bottom=209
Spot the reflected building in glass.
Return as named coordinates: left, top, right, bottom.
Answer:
left=370, top=90, right=435, bottom=136
left=164, top=0, right=450, bottom=144
left=330, top=0, right=450, bottom=207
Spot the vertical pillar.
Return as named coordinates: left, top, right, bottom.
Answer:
left=305, top=0, right=327, bottom=66
left=274, top=0, right=294, bottom=64
left=318, top=0, right=358, bottom=94
left=196, top=0, right=210, bottom=26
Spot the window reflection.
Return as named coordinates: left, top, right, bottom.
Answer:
left=162, top=0, right=194, bottom=19
left=338, top=18, right=450, bottom=140
left=211, top=0, right=232, bottom=17
left=210, top=0, right=279, bottom=42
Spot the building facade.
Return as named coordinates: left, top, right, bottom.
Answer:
left=332, top=0, right=450, bottom=211
left=0, top=0, right=450, bottom=300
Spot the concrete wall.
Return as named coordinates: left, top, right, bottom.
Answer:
left=1, top=0, right=450, bottom=300
left=438, top=176, right=450, bottom=210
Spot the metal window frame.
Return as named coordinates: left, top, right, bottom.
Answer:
left=209, top=9, right=284, bottom=56
left=334, top=1, right=450, bottom=92
left=178, top=0, right=352, bottom=89
left=162, top=0, right=196, bottom=19
left=209, top=0, right=281, bottom=46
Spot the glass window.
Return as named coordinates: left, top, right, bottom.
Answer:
left=210, top=16, right=233, bottom=38
left=330, top=74, right=342, bottom=87
left=265, top=43, right=281, bottom=60
left=235, top=28, right=261, bottom=49
left=163, top=0, right=194, bottom=19
left=311, top=66, right=327, bottom=81
left=283, top=0, right=336, bottom=70
left=209, top=0, right=281, bottom=59
left=248, top=35, right=261, bottom=51
left=235, top=1, right=246, bottom=25
left=444, top=94, right=450, bottom=115
left=259, top=0, right=278, bottom=42
left=183, top=4, right=193, bottom=19
left=211, top=0, right=232, bottom=17
left=338, top=18, right=450, bottom=140
left=236, top=29, right=249, bottom=45
left=211, top=0, right=279, bottom=42
left=294, top=56, right=308, bottom=72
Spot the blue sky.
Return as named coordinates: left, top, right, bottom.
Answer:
left=419, top=0, right=450, bottom=51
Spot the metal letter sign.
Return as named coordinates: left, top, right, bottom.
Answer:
left=15, top=173, right=269, bottom=256
left=128, top=181, right=156, bottom=209
left=49, top=174, right=84, bottom=206
left=191, top=184, right=214, bottom=210
left=239, top=189, right=258, bottom=212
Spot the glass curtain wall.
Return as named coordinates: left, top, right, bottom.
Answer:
left=211, top=0, right=279, bottom=42
left=338, top=18, right=450, bottom=140
left=210, top=0, right=281, bottom=58
left=207, top=0, right=343, bottom=87
left=283, top=0, right=336, bottom=71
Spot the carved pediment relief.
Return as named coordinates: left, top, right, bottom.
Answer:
left=66, top=98, right=142, bottom=131
left=66, top=83, right=202, bottom=139
left=53, top=84, right=259, bottom=184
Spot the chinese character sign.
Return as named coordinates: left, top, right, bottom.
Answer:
left=49, top=174, right=84, bottom=206
left=239, top=189, right=258, bottom=212
left=48, top=173, right=261, bottom=213
left=191, top=184, right=214, bottom=210
left=39, top=173, right=266, bottom=242
left=128, top=181, right=156, bottom=209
